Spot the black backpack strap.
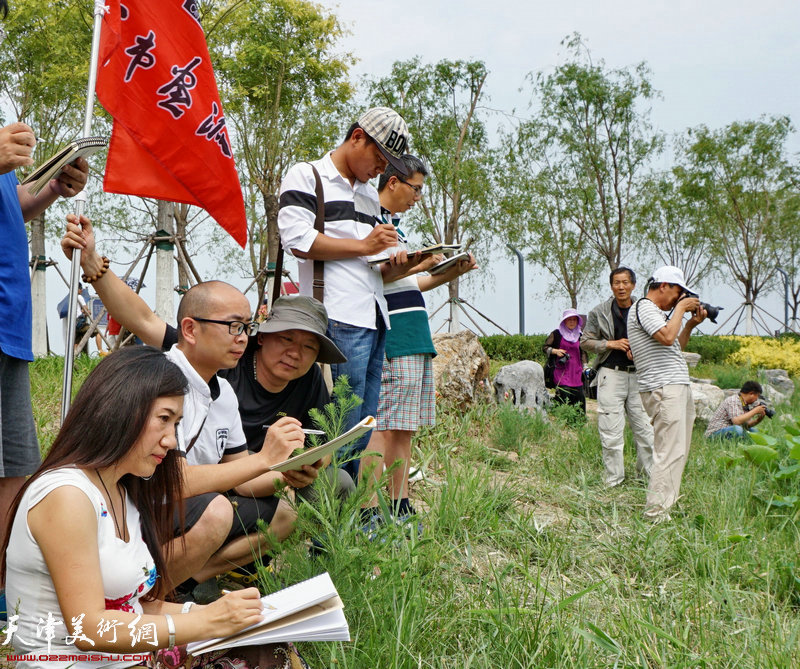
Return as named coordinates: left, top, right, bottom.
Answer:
left=271, top=163, right=325, bottom=306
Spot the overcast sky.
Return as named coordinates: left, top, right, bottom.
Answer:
left=46, top=0, right=800, bottom=352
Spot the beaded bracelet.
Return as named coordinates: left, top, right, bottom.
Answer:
left=81, top=256, right=110, bottom=284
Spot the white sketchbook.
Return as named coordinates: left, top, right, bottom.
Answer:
left=21, top=136, right=108, bottom=195
left=367, top=243, right=462, bottom=266
left=428, top=251, right=472, bottom=275
left=187, top=572, right=349, bottom=653
left=269, top=416, right=375, bottom=473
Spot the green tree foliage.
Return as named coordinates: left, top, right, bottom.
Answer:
left=367, top=58, right=496, bottom=308
left=678, top=116, right=797, bottom=311
left=636, top=170, right=716, bottom=286
left=501, top=119, right=602, bottom=309
left=205, top=0, right=354, bottom=299
left=522, top=34, right=662, bottom=271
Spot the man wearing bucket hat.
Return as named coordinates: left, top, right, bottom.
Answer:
left=278, top=106, right=423, bottom=480
left=220, top=295, right=346, bottom=452
left=627, top=265, right=707, bottom=521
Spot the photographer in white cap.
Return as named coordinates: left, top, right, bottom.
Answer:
left=278, top=107, right=425, bottom=482
left=627, top=266, right=707, bottom=521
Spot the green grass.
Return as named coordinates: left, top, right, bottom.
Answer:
left=29, top=357, right=800, bottom=667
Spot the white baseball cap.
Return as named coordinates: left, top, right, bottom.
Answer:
left=650, top=265, right=695, bottom=295
left=358, top=107, right=410, bottom=175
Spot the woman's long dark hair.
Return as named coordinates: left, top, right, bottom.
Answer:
left=1, top=346, right=188, bottom=598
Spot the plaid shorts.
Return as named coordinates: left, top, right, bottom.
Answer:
left=376, top=353, right=435, bottom=431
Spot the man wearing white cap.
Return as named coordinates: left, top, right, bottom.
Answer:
left=627, top=266, right=707, bottom=520
left=278, top=107, right=422, bottom=480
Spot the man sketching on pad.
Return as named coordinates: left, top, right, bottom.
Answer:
left=360, top=154, right=476, bottom=532
left=278, top=107, right=427, bottom=482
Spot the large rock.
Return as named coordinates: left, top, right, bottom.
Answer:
left=493, top=361, right=551, bottom=415
left=683, top=351, right=702, bottom=368
left=431, top=331, right=492, bottom=407
left=762, top=369, right=794, bottom=401
left=691, top=382, right=725, bottom=421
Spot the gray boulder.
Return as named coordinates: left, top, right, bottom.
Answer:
left=493, top=361, right=551, bottom=414
left=431, top=330, right=493, bottom=408
left=762, top=369, right=794, bottom=401
left=683, top=351, right=702, bottom=368
left=691, top=381, right=725, bottom=421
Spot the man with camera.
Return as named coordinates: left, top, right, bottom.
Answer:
left=582, top=268, right=654, bottom=487
left=705, top=381, right=768, bottom=440
left=627, top=266, right=707, bottom=521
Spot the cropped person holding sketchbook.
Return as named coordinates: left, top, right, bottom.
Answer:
left=0, top=115, right=88, bottom=621
left=360, top=155, right=477, bottom=531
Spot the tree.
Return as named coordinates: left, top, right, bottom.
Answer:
left=524, top=34, right=662, bottom=271
left=500, top=123, right=601, bottom=308
left=205, top=0, right=354, bottom=300
left=679, top=116, right=796, bottom=333
left=635, top=170, right=716, bottom=287
left=368, top=58, right=496, bottom=330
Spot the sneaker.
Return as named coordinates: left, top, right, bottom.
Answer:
left=393, top=509, right=423, bottom=538
left=359, top=511, right=386, bottom=542
left=191, top=577, right=223, bottom=604
left=408, top=467, right=424, bottom=483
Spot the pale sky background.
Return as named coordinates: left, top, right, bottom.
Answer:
left=44, top=0, right=800, bottom=353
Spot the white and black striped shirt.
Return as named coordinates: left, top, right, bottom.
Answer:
left=627, top=298, right=690, bottom=392
left=277, top=152, right=388, bottom=330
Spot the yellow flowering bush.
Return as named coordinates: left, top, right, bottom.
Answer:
left=727, top=336, right=800, bottom=376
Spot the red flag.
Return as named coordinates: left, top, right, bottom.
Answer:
left=96, top=1, right=247, bottom=247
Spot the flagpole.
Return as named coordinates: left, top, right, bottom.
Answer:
left=61, top=0, right=106, bottom=422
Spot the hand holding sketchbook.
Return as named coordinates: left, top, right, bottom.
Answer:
left=187, top=572, right=349, bottom=653
left=21, top=136, right=108, bottom=195
left=268, top=416, right=376, bottom=472
left=428, top=251, right=472, bottom=275
left=367, top=243, right=462, bottom=266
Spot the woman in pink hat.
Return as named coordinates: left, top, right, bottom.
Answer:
left=543, top=308, right=590, bottom=414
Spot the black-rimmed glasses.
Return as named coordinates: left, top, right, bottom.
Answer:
left=191, top=317, right=259, bottom=336
left=397, top=176, right=423, bottom=195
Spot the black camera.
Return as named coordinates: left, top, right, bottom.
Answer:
left=755, top=399, right=775, bottom=419
left=678, top=294, right=724, bottom=324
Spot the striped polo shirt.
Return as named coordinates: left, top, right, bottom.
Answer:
left=277, top=152, right=389, bottom=330
left=627, top=298, right=690, bottom=392
left=382, top=213, right=436, bottom=359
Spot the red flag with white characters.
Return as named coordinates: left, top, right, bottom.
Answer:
left=96, top=0, right=247, bottom=247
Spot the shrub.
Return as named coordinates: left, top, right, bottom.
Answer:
left=727, top=337, right=800, bottom=376
left=479, top=334, right=548, bottom=363
left=684, top=335, right=743, bottom=364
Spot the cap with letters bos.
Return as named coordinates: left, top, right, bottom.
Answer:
left=357, top=107, right=411, bottom=175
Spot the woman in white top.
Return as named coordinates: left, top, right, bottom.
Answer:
left=1, top=347, right=267, bottom=669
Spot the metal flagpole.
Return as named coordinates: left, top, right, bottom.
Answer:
left=60, top=0, right=106, bottom=422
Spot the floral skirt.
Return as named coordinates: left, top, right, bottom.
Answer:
left=149, top=643, right=310, bottom=669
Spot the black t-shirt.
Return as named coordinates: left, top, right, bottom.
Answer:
left=219, top=343, right=330, bottom=452
left=603, top=302, right=633, bottom=369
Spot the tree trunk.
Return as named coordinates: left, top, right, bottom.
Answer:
left=263, top=192, right=280, bottom=306
left=29, top=215, right=48, bottom=357
left=447, top=276, right=460, bottom=333
left=174, top=205, right=191, bottom=293
left=155, top=201, right=175, bottom=322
